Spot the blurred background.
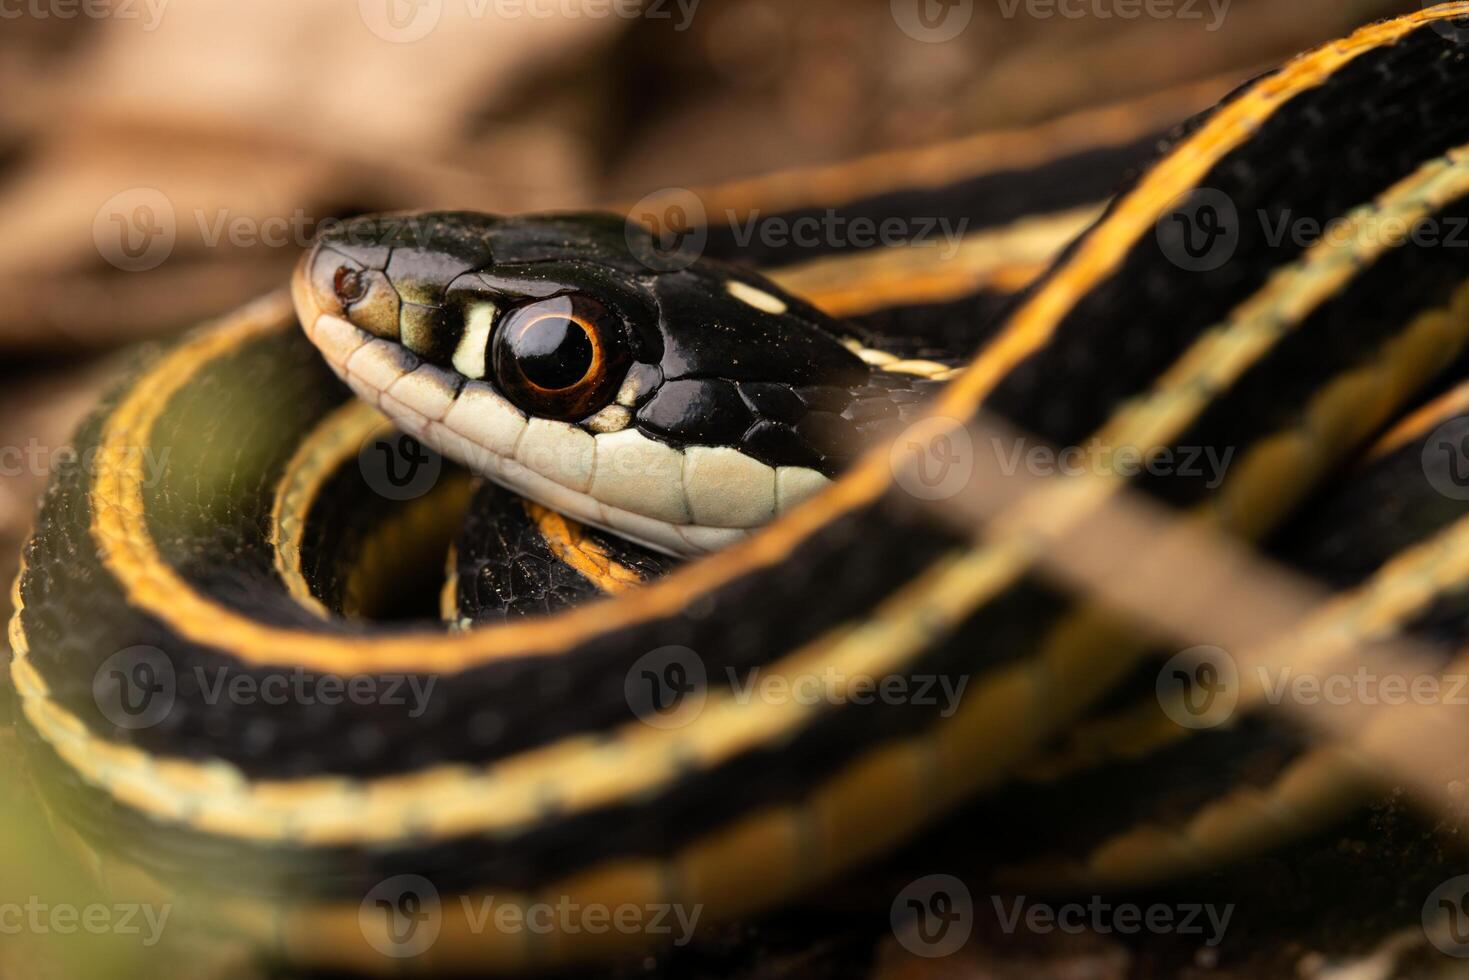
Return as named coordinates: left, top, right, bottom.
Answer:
left=0, top=0, right=1425, bottom=975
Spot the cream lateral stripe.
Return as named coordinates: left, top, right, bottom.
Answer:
left=769, top=204, right=1101, bottom=316
left=997, top=741, right=1377, bottom=890
left=1015, top=275, right=1469, bottom=784
left=928, top=419, right=1469, bottom=822
left=885, top=138, right=1469, bottom=792
left=841, top=338, right=963, bottom=382
left=976, top=275, right=1469, bottom=822
left=1019, top=699, right=1188, bottom=783
left=20, top=271, right=1469, bottom=846
left=1003, top=653, right=1469, bottom=891
left=270, top=400, right=387, bottom=618
left=20, top=407, right=1469, bottom=848
left=9, top=537, right=1029, bottom=844
left=20, top=302, right=1469, bottom=850
left=14, top=23, right=1469, bottom=967
left=880, top=14, right=1469, bottom=697
left=59, top=447, right=1469, bottom=974
left=87, top=295, right=890, bottom=672
left=977, top=144, right=1469, bottom=577
left=931, top=7, right=1467, bottom=423
left=85, top=11, right=1456, bottom=676
left=675, top=74, right=1239, bottom=220
left=31, top=26, right=1469, bottom=840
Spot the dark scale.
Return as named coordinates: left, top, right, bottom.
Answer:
left=636, top=378, right=755, bottom=446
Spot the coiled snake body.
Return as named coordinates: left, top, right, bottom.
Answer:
left=16, top=6, right=1469, bottom=974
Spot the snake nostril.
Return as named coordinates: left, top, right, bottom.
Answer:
left=333, top=266, right=368, bottom=305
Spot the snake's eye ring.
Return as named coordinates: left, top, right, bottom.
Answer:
left=333, top=267, right=368, bottom=305
left=492, top=296, right=629, bottom=422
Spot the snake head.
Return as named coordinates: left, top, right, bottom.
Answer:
left=293, top=210, right=928, bottom=556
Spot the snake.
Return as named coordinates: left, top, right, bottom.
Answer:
left=15, top=5, right=1469, bottom=975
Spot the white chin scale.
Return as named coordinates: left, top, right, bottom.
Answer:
left=304, top=314, right=833, bottom=558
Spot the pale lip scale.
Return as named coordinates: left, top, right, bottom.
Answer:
left=303, top=312, right=832, bottom=558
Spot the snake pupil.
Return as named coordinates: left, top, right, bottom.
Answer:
left=490, top=294, right=629, bottom=422
left=515, top=316, right=595, bottom=390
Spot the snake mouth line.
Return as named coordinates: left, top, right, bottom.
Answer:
left=300, top=309, right=834, bottom=557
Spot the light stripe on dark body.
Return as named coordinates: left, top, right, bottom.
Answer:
left=14, top=7, right=1469, bottom=972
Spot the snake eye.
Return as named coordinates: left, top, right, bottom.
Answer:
left=492, top=295, right=629, bottom=421
left=333, top=266, right=368, bottom=304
